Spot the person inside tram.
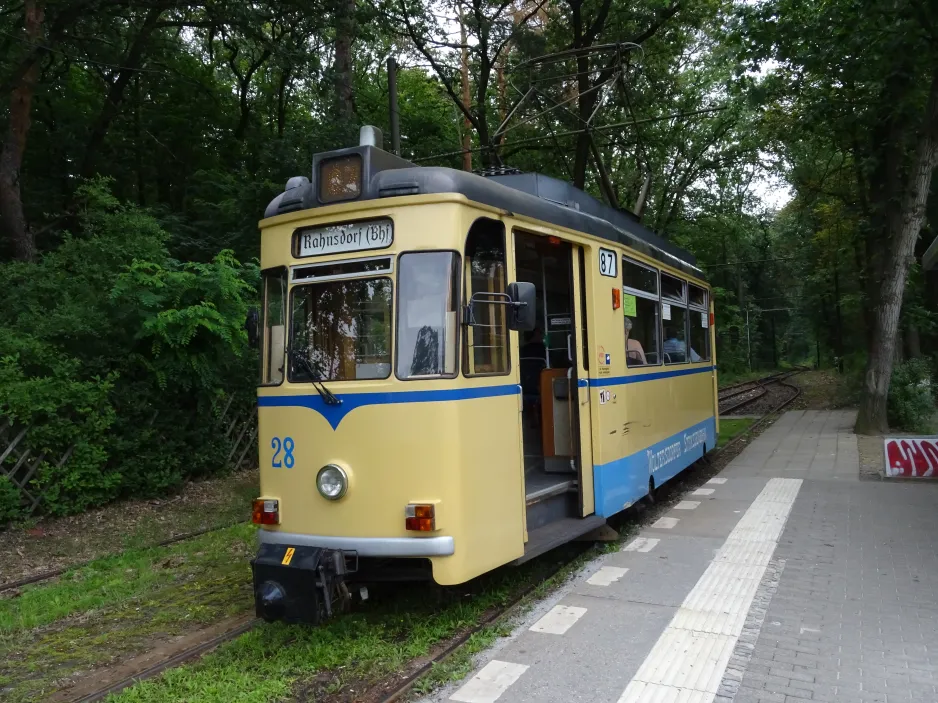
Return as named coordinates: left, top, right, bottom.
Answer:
left=520, top=326, right=547, bottom=362
left=520, top=326, right=547, bottom=424
left=663, top=325, right=701, bottom=362
left=624, top=316, right=647, bottom=366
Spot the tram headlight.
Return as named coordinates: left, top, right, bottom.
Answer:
left=317, top=464, right=348, bottom=500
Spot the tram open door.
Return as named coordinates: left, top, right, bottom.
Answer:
left=514, top=233, right=602, bottom=561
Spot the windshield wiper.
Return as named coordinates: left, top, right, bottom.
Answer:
left=290, top=349, right=342, bottom=406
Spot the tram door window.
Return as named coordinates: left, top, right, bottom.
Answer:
left=688, top=284, right=710, bottom=362
left=261, top=268, right=287, bottom=385
left=463, top=219, right=509, bottom=376
left=622, top=258, right=660, bottom=366
left=661, top=274, right=689, bottom=364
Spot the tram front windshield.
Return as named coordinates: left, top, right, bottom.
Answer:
left=290, top=278, right=393, bottom=381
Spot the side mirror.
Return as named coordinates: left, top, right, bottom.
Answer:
left=507, top=281, right=536, bottom=332
left=245, top=308, right=260, bottom=348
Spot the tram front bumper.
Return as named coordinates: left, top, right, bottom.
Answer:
left=256, top=528, right=455, bottom=557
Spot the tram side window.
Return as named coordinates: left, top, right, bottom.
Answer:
left=397, top=252, right=460, bottom=379
left=662, top=274, right=691, bottom=364
left=622, top=258, right=660, bottom=366
left=463, top=219, right=509, bottom=376
left=688, top=284, right=710, bottom=362
left=261, top=268, right=287, bottom=385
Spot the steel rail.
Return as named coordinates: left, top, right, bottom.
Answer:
left=719, top=369, right=804, bottom=415
left=719, top=387, right=768, bottom=414
left=73, top=616, right=259, bottom=703
left=0, top=519, right=248, bottom=594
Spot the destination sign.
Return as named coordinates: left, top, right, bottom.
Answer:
left=296, top=219, right=393, bottom=257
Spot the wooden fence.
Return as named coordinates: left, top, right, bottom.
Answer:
left=0, top=397, right=258, bottom=518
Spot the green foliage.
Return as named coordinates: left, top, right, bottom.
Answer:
left=0, top=477, right=20, bottom=523
left=0, top=181, right=256, bottom=517
left=888, top=359, right=936, bottom=433
left=2, top=0, right=935, bottom=518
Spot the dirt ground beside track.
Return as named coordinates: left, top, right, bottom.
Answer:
left=0, top=469, right=258, bottom=586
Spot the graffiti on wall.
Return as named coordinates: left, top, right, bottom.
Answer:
left=884, top=437, right=938, bottom=478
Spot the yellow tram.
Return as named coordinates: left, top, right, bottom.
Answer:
left=250, top=127, right=718, bottom=623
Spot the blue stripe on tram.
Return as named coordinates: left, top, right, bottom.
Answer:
left=592, top=417, right=717, bottom=518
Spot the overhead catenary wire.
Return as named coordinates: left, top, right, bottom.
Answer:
left=702, top=256, right=798, bottom=268
left=413, top=106, right=727, bottom=163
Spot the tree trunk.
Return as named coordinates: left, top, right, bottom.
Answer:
left=856, top=68, right=938, bottom=434
left=276, top=68, right=290, bottom=138
left=79, top=7, right=162, bottom=180
left=460, top=12, right=472, bottom=171
left=333, top=0, right=356, bottom=123
left=572, top=58, right=593, bottom=189
left=133, top=76, right=145, bottom=206
left=0, top=0, right=44, bottom=261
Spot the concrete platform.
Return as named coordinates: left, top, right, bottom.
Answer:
left=420, top=411, right=938, bottom=703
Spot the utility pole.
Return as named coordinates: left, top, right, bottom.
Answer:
left=746, top=306, right=752, bottom=373
left=387, top=58, right=400, bottom=155
left=460, top=7, right=472, bottom=172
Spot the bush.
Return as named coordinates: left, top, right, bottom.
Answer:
left=0, top=180, right=257, bottom=516
left=888, top=358, right=936, bottom=433
left=0, top=476, right=21, bottom=523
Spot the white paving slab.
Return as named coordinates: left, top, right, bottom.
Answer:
left=529, top=604, right=587, bottom=635
left=587, top=566, right=629, bottom=586
left=651, top=516, right=679, bottom=529
left=622, top=537, right=660, bottom=553
left=450, top=660, right=529, bottom=703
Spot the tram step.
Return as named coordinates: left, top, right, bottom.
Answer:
left=525, top=478, right=576, bottom=506
left=526, top=489, right=577, bottom=531
left=513, top=515, right=607, bottom=565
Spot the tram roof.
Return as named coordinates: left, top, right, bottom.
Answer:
left=264, top=143, right=704, bottom=280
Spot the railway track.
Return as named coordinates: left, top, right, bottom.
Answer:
left=54, top=374, right=805, bottom=703
left=0, top=519, right=247, bottom=594
left=74, top=617, right=259, bottom=703
left=719, top=369, right=803, bottom=415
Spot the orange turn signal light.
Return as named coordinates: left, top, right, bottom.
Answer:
left=405, top=503, right=436, bottom=531
left=252, top=498, right=280, bottom=525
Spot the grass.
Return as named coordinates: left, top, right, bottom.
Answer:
left=0, top=513, right=610, bottom=703
left=0, top=441, right=718, bottom=703
left=718, top=370, right=764, bottom=389
left=0, top=524, right=256, bottom=703
left=1, top=469, right=259, bottom=589
left=793, top=369, right=856, bottom=410
left=110, top=523, right=644, bottom=703
left=107, top=543, right=602, bottom=703
left=718, top=418, right=756, bottom=447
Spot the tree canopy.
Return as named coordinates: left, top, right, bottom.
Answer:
left=1, top=0, right=937, bottom=516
